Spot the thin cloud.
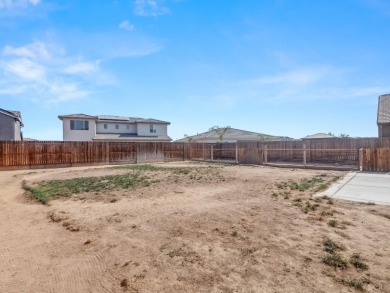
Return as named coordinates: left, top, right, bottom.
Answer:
left=133, top=0, right=170, bottom=16
left=194, top=66, right=390, bottom=106
left=64, top=61, right=100, bottom=75
left=0, top=41, right=104, bottom=103
left=0, top=0, right=41, bottom=10
left=3, top=42, right=50, bottom=59
left=119, top=20, right=134, bottom=31
left=2, top=58, right=46, bottom=80
left=241, top=67, right=335, bottom=87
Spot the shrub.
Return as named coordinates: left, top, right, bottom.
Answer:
left=322, top=253, right=348, bottom=269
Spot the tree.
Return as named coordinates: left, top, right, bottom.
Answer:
left=209, top=126, right=231, bottom=142
left=184, top=134, right=196, bottom=144
left=258, top=135, right=270, bottom=143
left=339, top=133, right=350, bottom=138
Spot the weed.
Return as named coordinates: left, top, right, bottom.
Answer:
left=272, top=192, right=278, bottom=198
left=231, top=231, right=238, bottom=237
left=276, top=182, right=287, bottom=189
left=22, top=172, right=150, bottom=204
left=328, top=219, right=339, bottom=228
left=293, top=202, right=302, bottom=207
left=323, top=238, right=345, bottom=254
left=320, top=209, right=334, bottom=217
left=342, top=277, right=370, bottom=291
left=303, top=201, right=319, bottom=213
left=174, top=168, right=191, bottom=175
left=322, top=253, right=348, bottom=269
left=322, top=270, right=335, bottom=278
left=350, top=253, right=369, bottom=270
left=242, top=247, right=257, bottom=255
left=115, top=164, right=159, bottom=171
left=314, top=183, right=330, bottom=192
left=167, top=248, right=184, bottom=258
left=288, top=177, right=324, bottom=191
left=346, top=279, right=364, bottom=291
left=276, top=176, right=338, bottom=193
left=115, top=164, right=191, bottom=175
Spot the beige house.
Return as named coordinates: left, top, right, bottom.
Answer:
left=301, top=133, right=337, bottom=140
left=378, top=94, right=390, bottom=138
left=0, top=108, right=23, bottom=141
left=175, top=127, right=292, bottom=143
left=58, top=114, right=171, bottom=142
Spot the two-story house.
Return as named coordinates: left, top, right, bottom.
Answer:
left=58, top=114, right=171, bottom=142
left=0, top=108, right=23, bottom=141
left=378, top=94, right=390, bottom=138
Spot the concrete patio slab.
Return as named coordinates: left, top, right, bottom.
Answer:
left=319, top=172, right=390, bottom=205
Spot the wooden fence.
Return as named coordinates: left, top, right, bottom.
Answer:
left=360, top=148, right=390, bottom=172
left=0, top=141, right=188, bottom=169
left=237, top=138, right=390, bottom=164
left=1, top=138, right=390, bottom=171
left=190, top=138, right=390, bottom=169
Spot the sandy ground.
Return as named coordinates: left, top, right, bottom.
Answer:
left=0, top=162, right=389, bottom=293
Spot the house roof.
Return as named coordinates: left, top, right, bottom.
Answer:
left=93, top=133, right=172, bottom=141
left=97, top=115, right=130, bottom=121
left=175, top=127, right=291, bottom=143
left=58, top=114, right=96, bottom=120
left=301, top=133, right=337, bottom=139
left=377, top=94, right=390, bottom=124
left=58, top=113, right=170, bottom=124
left=135, top=118, right=170, bottom=124
left=0, top=108, right=23, bottom=125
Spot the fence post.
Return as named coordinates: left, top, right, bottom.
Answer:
left=263, top=145, right=268, bottom=165
left=105, top=142, right=110, bottom=164
left=235, top=142, right=238, bottom=163
left=359, top=148, right=363, bottom=171
left=303, top=144, right=307, bottom=168
left=211, top=145, right=213, bottom=161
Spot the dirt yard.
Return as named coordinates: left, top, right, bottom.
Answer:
left=0, top=162, right=389, bottom=293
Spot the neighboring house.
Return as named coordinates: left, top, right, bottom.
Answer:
left=58, top=114, right=171, bottom=142
left=301, top=133, right=337, bottom=140
left=377, top=94, right=390, bottom=138
left=175, top=127, right=292, bottom=143
left=0, top=108, right=23, bottom=141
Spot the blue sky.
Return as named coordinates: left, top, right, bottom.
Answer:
left=1, top=0, right=390, bottom=140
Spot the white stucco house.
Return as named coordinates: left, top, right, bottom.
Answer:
left=58, top=114, right=171, bottom=142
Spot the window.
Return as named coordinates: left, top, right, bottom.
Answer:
left=126, top=124, right=130, bottom=130
left=150, top=124, right=156, bottom=133
left=70, top=120, right=89, bottom=130
left=104, top=124, right=107, bottom=129
left=115, top=124, right=119, bottom=130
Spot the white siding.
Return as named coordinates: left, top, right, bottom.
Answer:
left=14, top=121, right=22, bottom=141
left=62, top=118, right=96, bottom=141
left=96, top=122, right=137, bottom=134
left=137, top=123, right=168, bottom=136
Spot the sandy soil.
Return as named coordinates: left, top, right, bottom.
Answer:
left=0, top=162, right=389, bottom=293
